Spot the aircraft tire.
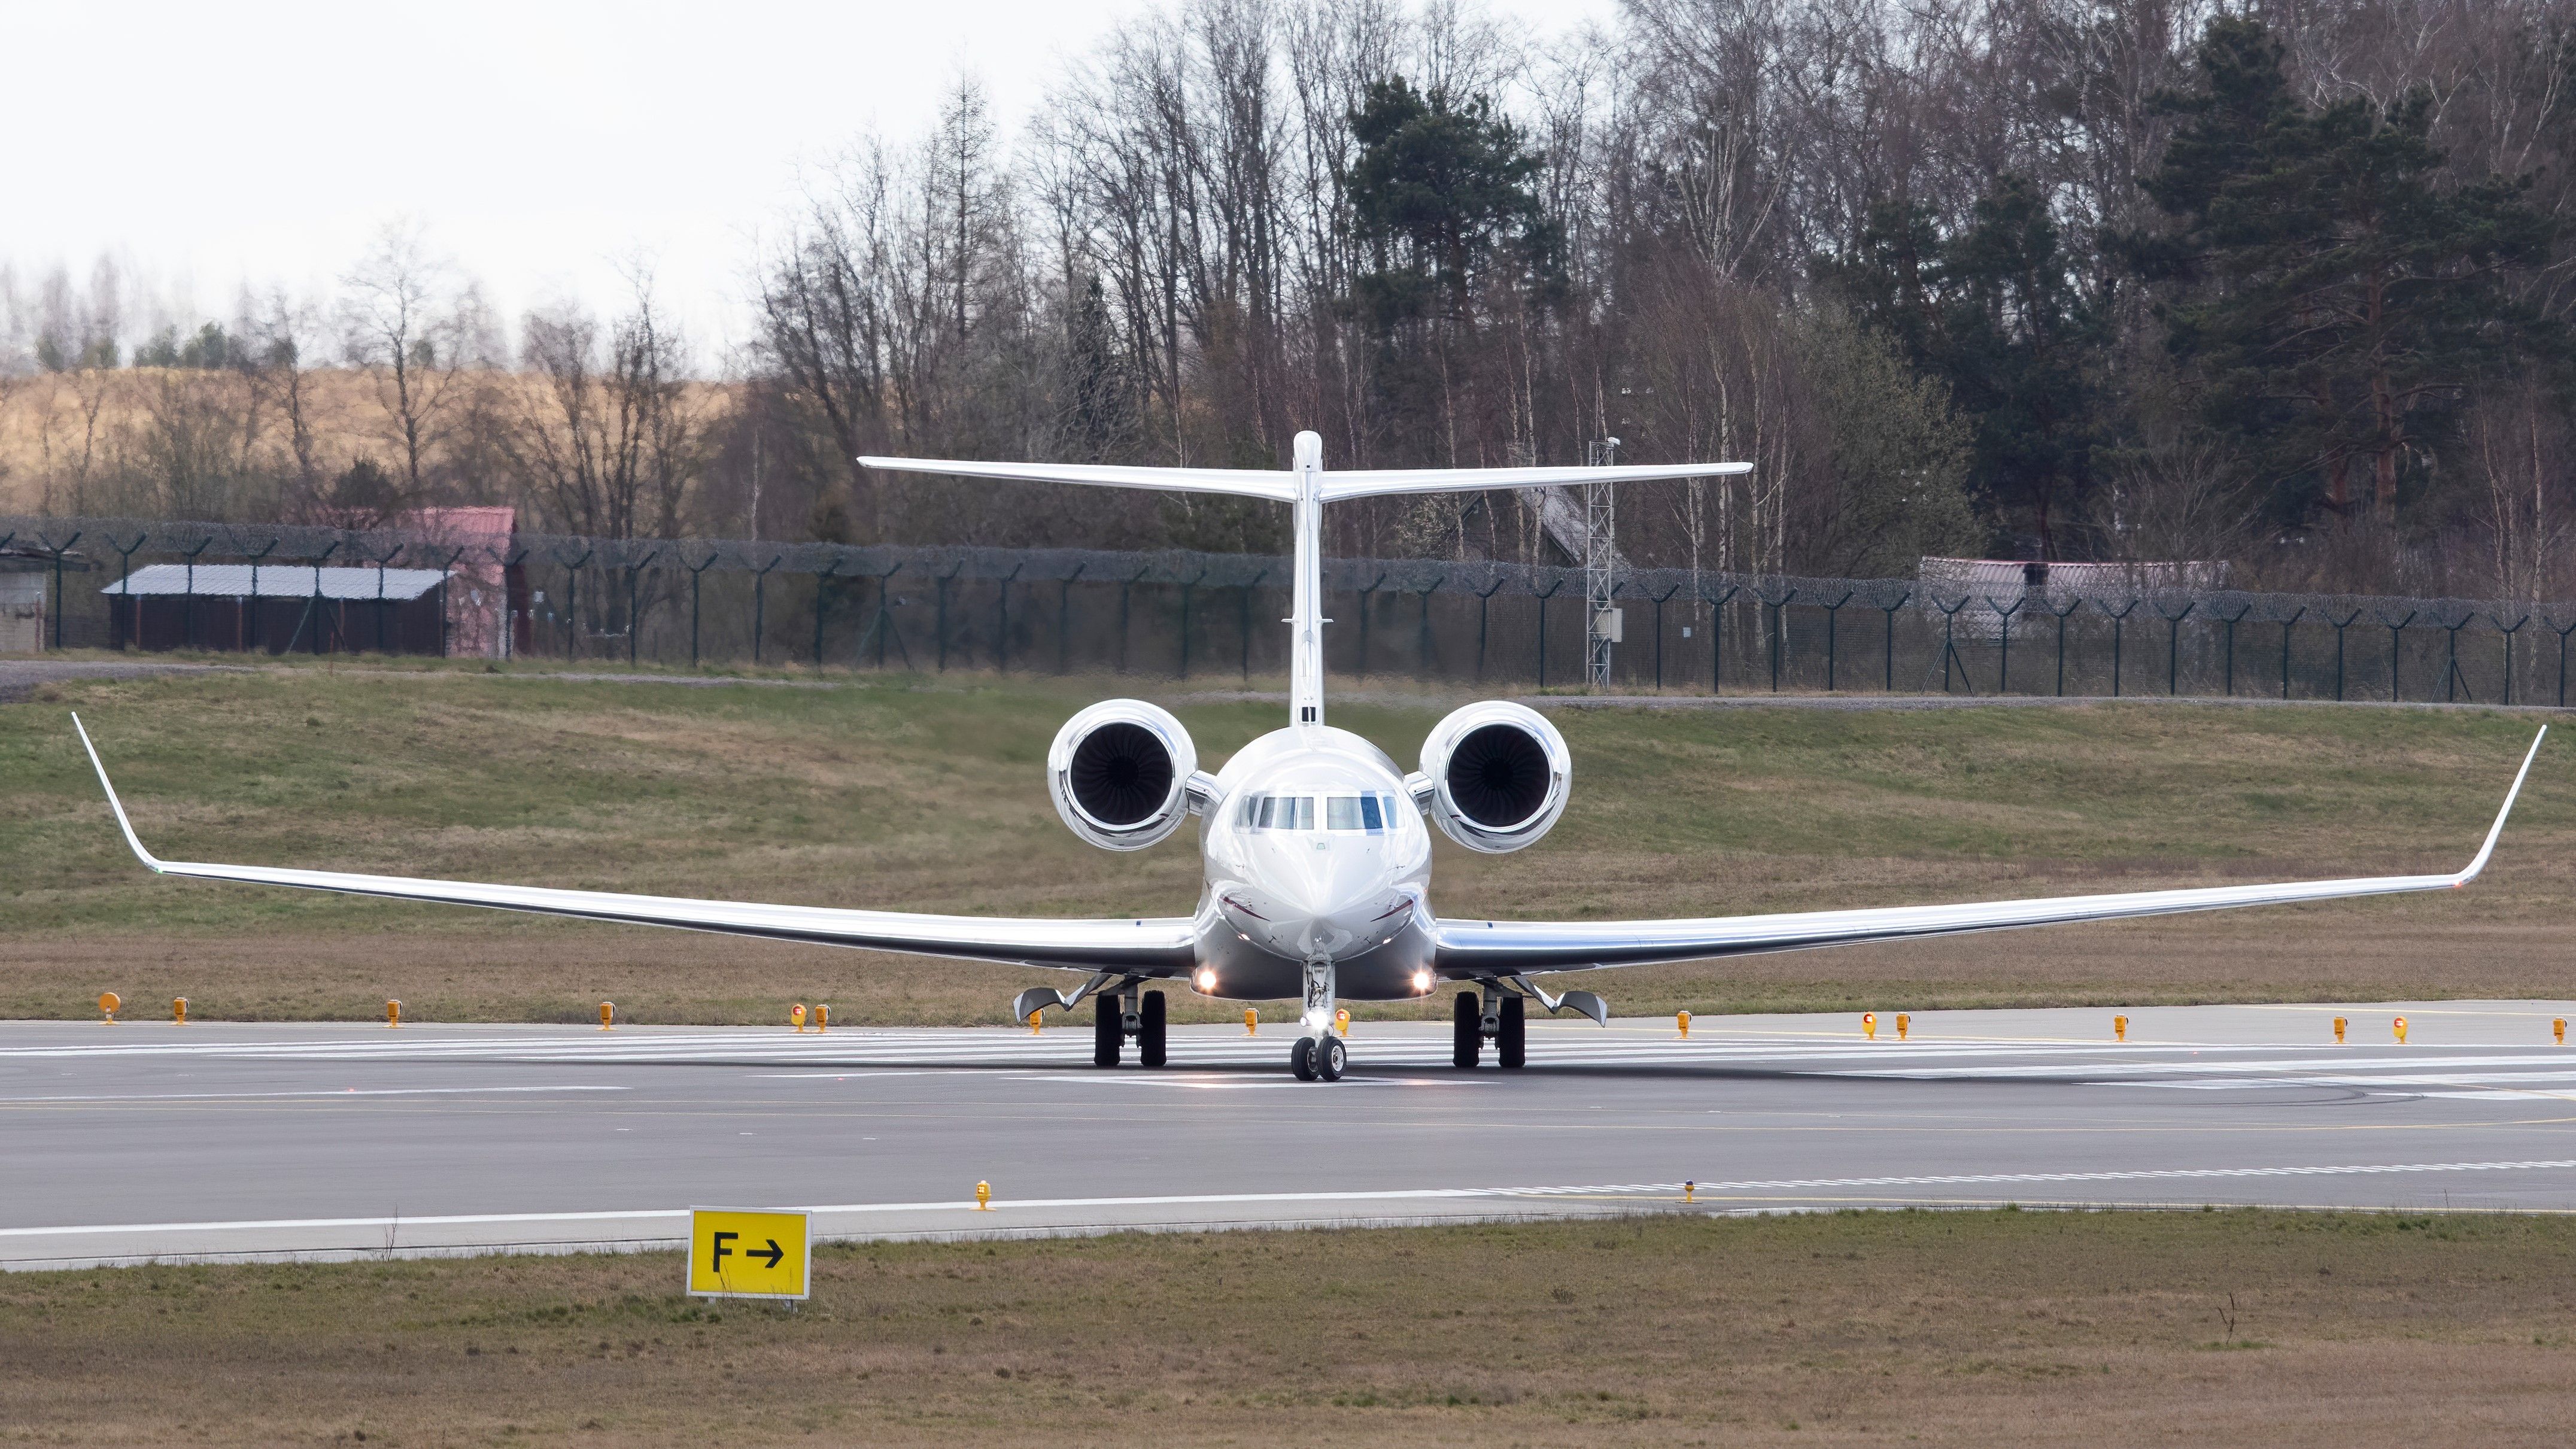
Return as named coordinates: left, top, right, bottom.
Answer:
left=1290, top=1035, right=1319, bottom=1081
left=1497, top=994, right=1527, bottom=1069
left=1140, top=989, right=1168, bottom=1067
left=1317, top=1034, right=1347, bottom=1081
left=1094, top=998, right=1122, bottom=1068
left=1452, top=990, right=1481, bottom=1068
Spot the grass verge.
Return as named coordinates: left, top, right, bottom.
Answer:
left=4, top=662, right=2571, bottom=1023
left=6, top=1208, right=2575, bottom=1446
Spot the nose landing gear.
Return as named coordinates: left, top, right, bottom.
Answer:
left=1289, top=1033, right=1347, bottom=1080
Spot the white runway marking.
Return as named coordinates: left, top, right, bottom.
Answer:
left=11, top=1158, right=2574, bottom=1241
left=0, top=1085, right=630, bottom=1104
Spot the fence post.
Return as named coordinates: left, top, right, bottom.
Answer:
left=552, top=547, right=593, bottom=660
left=1703, top=584, right=1744, bottom=694
left=423, top=546, right=463, bottom=658
left=178, top=537, right=212, bottom=651
left=37, top=531, right=81, bottom=651
left=2213, top=604, right=2250, bottom=695
left=1177, top=567, right=1208, bottom=678
left=370, top=544, right=405, bottom=654
left=2047, top=597, right=2080, bottom=695
left=2441, top=612, right=2474, bottom=703
left=2551, top=616, right=2576, bottom=709
left=2155, top=600, right=2194, bottom=695
left=1985, top=595, right=2024, bottom=694
left=1649, top=583, right=1682, bottom=689
left=2098, top=599, right=2139, bottom=697
left=749, top=553, right=782, bottom=664
left=859, top=564, right=909, bottom=670
left=1879, top=590, right=1910, bottom=694
left=620, top=548, right=659, bottom=665
left=1933, top=595, right=1974, bottom=692
left=1474, top=578, right=1506, bottom=683
left=238, top=537, right=279, bottom=652
left=2276, top=607, right=2304, bottom=699
left=1534, top=579, right=1564, bottom=688
left=812, top=557, right=842, bottom=669
left=1058, top=564, right=1085, bottom=675
left=1757, top=587, right=1796, bottom=692
left=2380, top=610, right=2417, bottom=703
left=2326, top=609, right=2359, bottom=700
left=996, top=562, right=1023, bottom=674
left=1353, top=572, right=1386, bottom=681
left=108, top=531, right=148, bottom=650
left=1414, top=576, right=1445, bottom=681
left=685, top=551, right=719, bottom=667
left=1241, top=569, right=1267, bottom=681
left=2492, top=611, right=2529, bottom=706
left=1114, top=566, right=1147, bottom=674
left=1815, top=590, right=1852, bottom=691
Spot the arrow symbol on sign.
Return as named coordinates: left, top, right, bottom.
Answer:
left=753, top=1238, right=784, bottom=1270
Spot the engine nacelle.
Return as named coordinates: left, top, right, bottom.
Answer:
left=1048, top=700, right=1200, bottom=850
left=1412, top=701, right=1570, bottom=853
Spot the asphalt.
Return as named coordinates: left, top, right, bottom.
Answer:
left=8, top=1000, right=2576, bottom=1271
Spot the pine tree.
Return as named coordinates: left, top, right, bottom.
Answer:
left=2137, top=17, right=2560, bottom=521
left=1826, top=174, right=2105, bottom=558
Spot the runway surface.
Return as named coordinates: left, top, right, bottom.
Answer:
left=8, top=1000, right=2576, bottom=1270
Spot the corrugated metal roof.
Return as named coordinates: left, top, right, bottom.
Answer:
left=101, top=564, right=449, bottom=601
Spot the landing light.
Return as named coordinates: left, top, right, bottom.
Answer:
left=1411, top=970, right=1433, bottom=995
left=1194, top=967, right=1219, bottom=993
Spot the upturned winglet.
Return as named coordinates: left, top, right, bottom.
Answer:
left=2451, top=725, right=2547, bottom=886
left=70, top=715, right=165, bottom=874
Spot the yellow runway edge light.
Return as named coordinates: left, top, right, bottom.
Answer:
left=98, top=991, right=119, bottom=1024
left=687, top=1208, right=810, bottom=1301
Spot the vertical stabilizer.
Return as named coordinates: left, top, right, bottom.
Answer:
left=1290, top=431, right=1325, bottom=729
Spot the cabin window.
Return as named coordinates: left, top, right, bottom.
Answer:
left=1247, top=795, right=1314, bottom=830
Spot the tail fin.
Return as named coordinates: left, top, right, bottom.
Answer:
left=862, top=435, right=1750, bottom=727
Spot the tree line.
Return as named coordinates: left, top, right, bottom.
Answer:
left=8, top=0, right=2576, bottom=602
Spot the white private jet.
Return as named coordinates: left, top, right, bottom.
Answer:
left=75, top=432, right=2546, bottom=1080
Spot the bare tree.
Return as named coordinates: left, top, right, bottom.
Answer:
left=340, top=221, right=481, bottom=505
left=509, top=278, right=708, bottom=540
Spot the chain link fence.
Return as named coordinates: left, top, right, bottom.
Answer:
left=8, top=513, right=2576, bottom=706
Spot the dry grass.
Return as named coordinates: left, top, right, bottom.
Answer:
left=4, top=662, right=2572, bottom=1024
left=5, top=1209, right=2575, bottom=1446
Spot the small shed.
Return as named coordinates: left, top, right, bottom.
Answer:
left=101, top=563, right=452, bottom=655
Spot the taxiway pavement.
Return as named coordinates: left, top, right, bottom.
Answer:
left=7, top=1001, right=2576, bottom=1270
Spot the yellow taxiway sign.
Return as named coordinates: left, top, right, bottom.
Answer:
left=686, top=1208, right=810, bottom=1301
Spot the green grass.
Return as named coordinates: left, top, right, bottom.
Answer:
left=7, top=1208, right=2576, bottom=1446
left=4, top=661, right=2570, bottom=1023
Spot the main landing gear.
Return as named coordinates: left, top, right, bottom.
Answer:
left=1092, top=989, right=1167, bottom=1068
left=1452, top=988, right=1526, bottom=1070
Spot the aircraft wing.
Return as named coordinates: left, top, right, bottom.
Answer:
left=72, top=717, right=1198, bottom=976
left=1433, top=727, right=2545, bottom=977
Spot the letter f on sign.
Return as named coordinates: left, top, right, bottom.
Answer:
left=712, top=1230, right=737, bottom=1267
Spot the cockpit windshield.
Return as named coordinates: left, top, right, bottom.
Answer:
left=1238, top=792, right=1398, bottom=832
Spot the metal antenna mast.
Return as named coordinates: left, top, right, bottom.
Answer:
left=1584, top=435, right=1621, bottom=692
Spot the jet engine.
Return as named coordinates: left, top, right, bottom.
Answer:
left=1412, top=701, right=1570, bottom=853
left=1048, top=700, right=1201, bottom=850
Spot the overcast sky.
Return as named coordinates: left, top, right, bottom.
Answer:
left=6, top=0, right=1616, bottom=361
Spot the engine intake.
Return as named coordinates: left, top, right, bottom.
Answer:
left=1049, top=700, right=1199, bottom=850
left=1414, top=701, right=1570, bottom=853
